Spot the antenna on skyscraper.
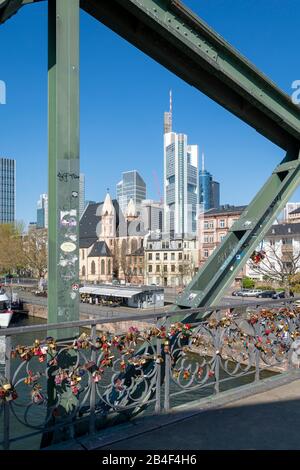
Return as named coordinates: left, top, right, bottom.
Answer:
left=169, top=89, right=173, bottom=132
left=202, top=151, right=205, bottom=172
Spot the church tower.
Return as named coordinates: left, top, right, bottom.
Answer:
left=100, top=192, right=116, bottom=239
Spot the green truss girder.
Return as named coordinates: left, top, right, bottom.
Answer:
left=178, top=149, right=300, bottom=319
left=82, top=0, right=300, bottom=151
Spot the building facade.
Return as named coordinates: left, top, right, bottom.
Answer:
left=164, top=132, right=199, bottom=237
left=79, top=193, right=146, bottom=284
left=0, top=157, right=16, bottom=223
left=198, top=205, right=246, bottom=265
left=246, top=223, right=300, bottom=281
left=36, top=193, right=48, bottom=229
left=144, top=237, right=198, bottom=288
left=140, top=199, right=163, bottom=233
left=198, top=153, right=220, bottom=212
left=116, top=170, right=146, bottom=216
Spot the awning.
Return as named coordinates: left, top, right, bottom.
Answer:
left=79, top=286, right=144, bottom=299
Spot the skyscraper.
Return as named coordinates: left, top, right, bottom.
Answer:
left=0, top=157, right=16, bottom=223
left=79, top=173, right=85, bottom=218
left=198, top=153, right=220, bottom=211
left=37, top=193, right=48, bottom=229
left=116, top=170, right=146, bottom=215
left=163, top=93, right=199, bottom=237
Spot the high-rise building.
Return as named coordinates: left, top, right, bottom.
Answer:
left=198, top=153, right=220, bottom=211
left=141, top=199, right=163, bottom=233
left=116, top=170, right=146, bottom=215
left=36, top=193, right=48, bottom=229
left=0, top=157, right=16, bottom=223
left=79, top=173, right=85, bottom=218
left=163, top=94, right=199, bottom=237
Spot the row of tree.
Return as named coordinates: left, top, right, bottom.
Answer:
left=0, top=224, right=47, bottom=279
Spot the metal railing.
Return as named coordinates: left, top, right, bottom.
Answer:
left=1, top=296, right=300, bottom=450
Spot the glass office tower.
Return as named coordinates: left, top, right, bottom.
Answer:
left=116, top=170, right=146, bottom=215
left=0, top=157, right=16, bottom=223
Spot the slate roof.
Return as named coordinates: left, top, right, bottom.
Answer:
left=289, top=207, right=300, bottom=215
left=79, top=199, right=123, bottom=243
left=88, top=241, right=112, bottom=258
left=267, top=223, right=300, bottom=237
left=204, top=205, right=247, bottom=216
left=128, top=246, right=145, bottom=257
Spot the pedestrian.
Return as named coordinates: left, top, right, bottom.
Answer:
left=290, top=289, right=294, bottom=298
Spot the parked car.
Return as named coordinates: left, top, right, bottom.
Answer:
left=232, top=289, right=250, bottom=296
left=241, top=289, right=263, bottom=297
left=256, top=290, right=276, bottom=298
left=272, top=291, right=285, bottom=299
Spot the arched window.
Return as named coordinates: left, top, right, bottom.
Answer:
left=101, top=259, right=105, bottom=275
left=91, top=260, right=96, bottom=275
left=82, top=265, right=86, bottom=277
left=108, top=259, right=111, bottom=275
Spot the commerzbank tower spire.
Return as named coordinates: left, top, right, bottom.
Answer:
left=164, top=89, right=173, bottom=134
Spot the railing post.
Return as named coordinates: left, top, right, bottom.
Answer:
left=255, top=349, right=260, bottom=382
left=89, top=325, right=97, bottom=435
left=164, top=316, right=170, bottom=413
left=214, top=309, right=221, bottom=394
left=155, top=320, right=162, bottom=414
left=4, top=335, right=11, bottom=450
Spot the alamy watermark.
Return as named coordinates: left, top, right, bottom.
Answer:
left=0, top=80, right=6, bottom=104
left=291, top=80, right=300, bottom=105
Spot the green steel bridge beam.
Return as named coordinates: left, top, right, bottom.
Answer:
left=82, top=0, right=300, bottom=152
left=48, top=0, right=80, bottom=333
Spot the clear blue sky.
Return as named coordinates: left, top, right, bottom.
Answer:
left=0, top=0, right=299, bottom=226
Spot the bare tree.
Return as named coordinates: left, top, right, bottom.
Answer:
left=21, top=228, right=47, bottom=281
left=0, top=223, right=24, bottom=275
left=249, top=242, right=300, bottom=296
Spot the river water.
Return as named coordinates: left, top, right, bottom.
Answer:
left=0, top=315, right=275, bottom=450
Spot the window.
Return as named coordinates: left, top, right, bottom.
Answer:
left=148, top=253, right=152, bottom=261
left=220, top=234, right=226, bottom=242
left=101, top=259, right=105, bottom=275
left=204, top=221, right=209, bottom=229
left=208, top=221, right=214, bottom=229
left=107, top=259, right=111, bottom=275
left=171, top=253, right=175, bottom=261
left=139, top=267, right=143, bottom=275
left=178, top=243, right=182, bottom=248
left=204, top=250, right=209, bottom=258
left=178, top=265, right=183, bottom=272
left=139, top=257, right=143, bottom=263
left=171, top=265, right=175, bottom=272
left=209, top=236, right=214, bottom=243
left=156, top=265, right=160, bottom=272
left=164, top=265, right=168, bottom=272
left=91, top=260, right=96, bottom=275
left=178, top=252, right=182, bottom=260
left=81, top=250, right=85, bottom=260
left=156, top=253, right=160, bottom=261
left=219, top=219, right=225, bottom=228
left=82, top=265, right=86, bottom=277
left=164, top=253, right=168, bottom=261
left=148, top=265, right=153, bottom=273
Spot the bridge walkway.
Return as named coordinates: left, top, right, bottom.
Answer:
left=47, top=371, right=300, bottom=451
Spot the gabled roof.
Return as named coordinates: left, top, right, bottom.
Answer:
left=267, top=223, right=300, bottom=237
left=88, top=241, right=112, bottom=257
left=79, top=199, right=122, bottom=241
